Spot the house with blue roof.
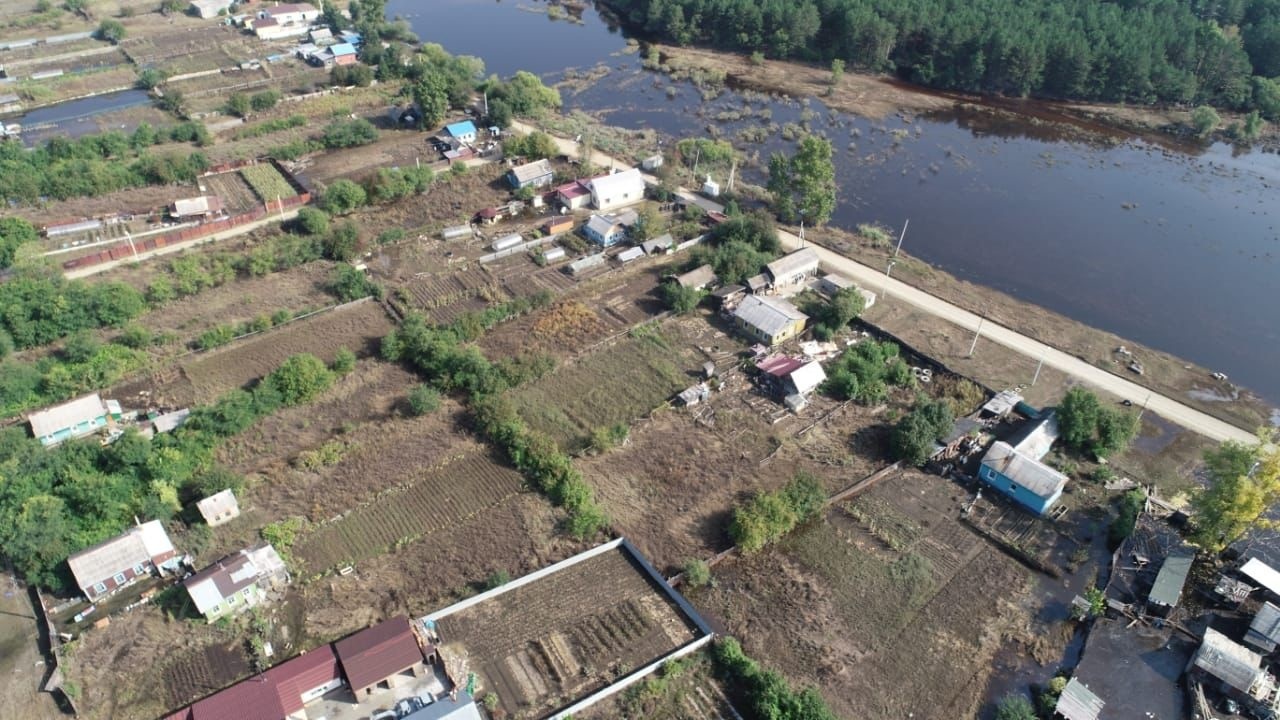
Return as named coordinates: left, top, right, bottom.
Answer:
left=445, top=120, right=477, bottom=145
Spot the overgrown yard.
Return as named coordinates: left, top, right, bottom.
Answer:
left=693, top=469, right=1034, bottom=720
left=505, top=323, right=690, bottom=451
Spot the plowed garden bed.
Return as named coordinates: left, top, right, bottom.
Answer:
left=294, top=452, right=526, bottom=573
left=435, top=545, right=702, bottom=719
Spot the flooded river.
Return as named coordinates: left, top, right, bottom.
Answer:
left=391, top=0, right=1280, bottom=407
left=12, top=88, right=152, bottom=144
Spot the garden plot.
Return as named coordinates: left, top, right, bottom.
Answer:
left=505, top=324, right=691, bottom=450
left=695, top=469, right=1034, bottom=720
left=201, top=169, right=263, bottom=214
left=180, top=299, right=393, bottom=403
left=431, top=543, right=706, bottom=720
left=238, top=163, right=298, bottom=203
left=161, top=640, right=252, bottom=710
left=294, top=452, right=526, bottom=573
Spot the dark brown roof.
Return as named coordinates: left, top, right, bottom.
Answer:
left=334, top=616, right=423, bottom=691
left=190, top=675, right=283, bottom=720
left=185, top=553, right=256, bottom=598
left=265, top=645, right=342, bottom=714
left=175, top=645, right=341, bottom=720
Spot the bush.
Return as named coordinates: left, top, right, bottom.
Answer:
left=294, top=206, right=330, bottom=236
left=995, top=694, right=1036, bottom=720
left=266, top=353, right=334, bottom=405
left=330, top=265, right=381, bottom=301
left=890, top=397, right=954, bottom=465
left=1191, top=105, right=1221, bottom=137
left=660, top=282, right=702, bottom=314
left=407, top=384, right=441, bottom=416
left=1109, top=488, right=1145, bottom=546
left=319, top=179, right=367, bottom=215
left=249, top=90, right=281, bottom=111
left=323, top=221, right=361, bottom=262
left=682, top=558, right=711, bottom=588
left=331, top=347, right=356, bottom=375
left=710, top=637, right=835, bottom=720
left=320, top=118, right=378, bottom=149
left=730, top=473, right=826, bottom=552
left=96, top=19, right=125, bottom=43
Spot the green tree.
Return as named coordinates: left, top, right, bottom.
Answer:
left=329, top=264, right=381, bottom=301
left=504, top=131, right=559, bottom=160
left=266, top=353, right=335, bottom=405
left=249, top=90, right=281, bottom=111
left=0, top=217, right=38, bottom=269
left=321, top=118, right=377, bottom=149
left=320, top=179, right=367, bottom=215
left=136, top=68, right=167, bottom=90
left=412, top=72, right=451, bottom=129
left=1191, top=433, right=1280, bottom=553
left=97, top=19, right=125, bottom=43
left=324, top=222, right=361, bottom=262
left=890, top=397, right=954, bottom=465
left=1192, top=105, right=1221, bottom=137
left=331, top=348, right=356, bottom=375
left=660, top=283, right=702, bottom=314
left=1057, top=387, right=1101, bottom=450
left=830, top=58, right=845, bottom=85
left=682, top=558, right=711, bottom=588
left=766, top=135, right=836, bottom=224
left=294, top=207, right=331, bottom=235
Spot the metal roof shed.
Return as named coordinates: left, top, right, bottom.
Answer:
left=1054, top=677, right=1104, bottom=720
left=618, top=246, right=645, bottom=263
left=1193, top=627, right=1265, bottom=694
left=1149, top=546, right=1194, bottom=611
left=1242, top=558, right=1280, bottom=597
left=1247, top=602, right=1280, bottom=654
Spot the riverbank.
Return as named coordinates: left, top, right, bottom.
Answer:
left=810, top=223, right=1275, bottom=434
left=648, top=43, right=1280, bottom=150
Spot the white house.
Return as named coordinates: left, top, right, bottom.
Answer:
left=588, top=168, right=644, bottom=212
left=253, top=3, right=320, bottom=40
left=765, top=248, right=820, bottom=295
left=196, top=488, right=241, bottom=527
left=28, top=393, right=112, bottom=447
left=183, top=544, right=287, bottom=622
left=189, top=0, right=234, bottom=18
left=584, top=214, right=628, bottom=247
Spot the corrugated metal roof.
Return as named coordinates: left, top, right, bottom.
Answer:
left=569, top=253, right=605, bottom=273
left=334, top=616, right=423, bottom=691
left=1248, top=602, right=1280, bottom=652
left=1012, top=413, right=1060, bottom=460
left=1242, top=558, right=1280, bottom=597
left=618, top=247, right=645, bottom=263
left=509, top=158, right=552, bottom=184
left=586, top=214, right=620, bottom=238
left=185, top=552, right=258, bottom=615
left=67, top=520, right=174, bottom=592
left=788, top=361, right=827, bottom=395
left=153, top=408, right=190, bottom=433
left=445, top=120, right=476, bottom=137
left=1149, top=546, right=1194, bottom=608
left=28, top=393, right=107, bottom=439
left=1055, top=677, right=1104, bottom=720
left=172, top=196, right=222, bottom=217
left=328, top=42, right=356, bottom=56
left=588, top=168, right=643, bottom=201
left=980, top=441, right=1067, bottom=499
left=766, top=248, right=819, bottom=283
left=733, top=295, right=808, bottom=338
left=1193, top=627, right=1264, bottom=693
left=403, top=691, right=483, bottom=720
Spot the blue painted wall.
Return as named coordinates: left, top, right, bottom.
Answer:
left=978, top=464, right=1061, bottom=515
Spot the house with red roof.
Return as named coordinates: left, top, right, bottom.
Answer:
left=165, top=644, right=344, bottom=720
left=334, top=615, right=427, bottom=698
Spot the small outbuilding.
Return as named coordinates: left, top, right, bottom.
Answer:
left=507, top=158, right=554, bottom=190
left=977, top=414, right=1067, bottom=516
left=1054, top=677, right=1105, bottom=720
left=765, top=248, right=820, bottom=294
left=197, top=488, right=241, bottom=527
left=1147, top=545, right=1194, bottom=616
left=171, top=195, right=224, bottom=220
left=333, top=615, right=426, bottom=698
left=190, top=0, right=234, bottom=18
left=674, top=264, right=717, bottom=291
left=733, top=295, right=808, bottom=346
left=642, top=234, right=674, bottom=255
left=440, top=224, right=474, bottom=241
left=543, top=216, right=574, bottom=235
left=568, top=253, right=606, bottom=275
left=1247, top=602, right=1280, bottom=654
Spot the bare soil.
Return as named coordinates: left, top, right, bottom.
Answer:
left=693, top=469, right=1035, bottom=720
left=435, top=545, right=703, bottom=720
left=0, top=575, right=63, bottom=720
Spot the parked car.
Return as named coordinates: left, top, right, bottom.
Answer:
left=393, top=697, right=425, bottom=718
left=370, top=710, right=396, bottom=720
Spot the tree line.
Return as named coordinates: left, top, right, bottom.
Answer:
left=607, top=0, right=1280, bottom=117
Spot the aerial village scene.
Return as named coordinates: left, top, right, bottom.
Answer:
left=1, top=1, right=1280, bottom=720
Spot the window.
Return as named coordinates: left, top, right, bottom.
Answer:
left=134, top=564, right=145, bottom=575
left=113, top=572, right=127, bottom=585
left=93, top=582, right=107, bottom=595
left=228, top=594, right=237, bottom=605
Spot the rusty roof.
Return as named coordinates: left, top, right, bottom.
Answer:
left=334, top=616, right=423, bottom=691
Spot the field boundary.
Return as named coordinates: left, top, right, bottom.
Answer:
left=175, top=296, right=379, bottom=363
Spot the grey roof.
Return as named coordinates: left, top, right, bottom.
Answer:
left=1193, top=627, right=1264, bottom=693
left=734, top=295, right=808, bottom=338
left=509, top=158, right=553, bottom=184
left=28, top=393, right=107, bottom=439
left=642, top=234, right=674, bottom=254
left=67, top=520, right=175, bottom=592
left=982, top=390, right=1023, bottom=417
left=1011, top=412, right=1060, bottom=460
left=941, top=417, right=983, bottom=446
left=1248, top=602, right=1280, bottom=653
left=765, top=247, right=819, bottom=283
left=1055, top=677, right=1104, bottom=720
left=1241, top=558, right=1280, bottom=597
left=675, top=264, right=716, bottom=289
left=745, top=273, right=769, bottom=292
left=585, top=214, right=621, bottom=237
left=1148, top=546, right=1195, bottom=608
left=980, top=441, right=1067, bottom=499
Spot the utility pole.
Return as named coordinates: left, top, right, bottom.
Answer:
left=967, top=317, right=985, bottom=357
left=1032, top=347, right=1046, bottom=386
left=1138, top=391, right=1152, bottom=420
left=882, top=259, right=896, bottom=301
left=894, top=218, right=909, bottom=258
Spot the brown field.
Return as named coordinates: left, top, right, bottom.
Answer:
left=162, top=640, right=252, bottom=709
left=294, top=452, right=527, bottom=574
left=694, top=469, right=1035, bottom=720
left=435, top=545, right=703, bottom=720
left=576, top=650, right=738, bottom=720
left=201, top=169, right=263, bottom=214
left=179, top=299, right=394, bottom=403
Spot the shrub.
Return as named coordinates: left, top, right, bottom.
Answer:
left=319, top=179, right=367, bottom=215
left=249, top=90, right=281, bottom=111
left=331, top=348, right=356, bottom=375
left=266, top=353, right=334, bottom=405
left=294, top=207, right=330, bottom=236
left=730, top=473, right=826, bottom=552
left=682, top=558, right=711, bottom=588
left=407, top=384, right=440, bottom=416
left=995, top=694, right=1036, bottom=720
left=1109, top=488, right=1145, bottom=546
left=323, top=222, right=361, bottom=262
left=330, top=265, right=381, bottom=301
left=320, top=118, right=377, bottom=149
